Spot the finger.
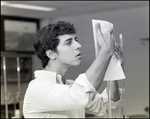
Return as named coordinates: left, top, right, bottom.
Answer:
left=115, top=50, right=124, bottom=59
left=115, top=43, right=122, bottom=52
left=115, top=51, right=120, bottom=59
left=115, top=44, right=122, bottom=53
left=110, top=28, right=114, bottom=35
left=115, top=45, right=121, bottom=53
left=115, top=46, right=123, bottom=56
left=95, top=23, right=103, bottom=36
left=115, top=51, right=125, bottom=63
left=95, top=23, right=105, bottom=47
left=97, top=23, right=101, bottom=32
left=111, top=34, right=115, bottom=43
left=95, top=23, right=102, bottom=38
left=115, top=49, right=123, bottom=58
left=115, top=43, right=121, bottom=48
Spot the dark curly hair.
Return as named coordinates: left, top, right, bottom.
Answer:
left=33, top=21, right=77, bottom=68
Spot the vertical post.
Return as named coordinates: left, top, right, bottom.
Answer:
left=16, top=57, right=21, bottom=117
left=3, top=57, right=8, bottom=118
left=14, top=94, right=16, bottom=114
left=119, top=34, right=126, bottom=117
left=107, top=81, right=112, bottom=118
left=17, top=57, right=21, bottom=92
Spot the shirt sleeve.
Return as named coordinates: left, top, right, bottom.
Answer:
left=28, top=73, right=97, bottom=112
left=74, top=73, right=97, bottom=93
left=85, top=87, right=122, bottom=117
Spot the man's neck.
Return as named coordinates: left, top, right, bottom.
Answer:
left=44, top=62, right=70, bottom=84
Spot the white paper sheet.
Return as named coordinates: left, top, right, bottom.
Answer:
left=92, top=19, right=126, bottom=81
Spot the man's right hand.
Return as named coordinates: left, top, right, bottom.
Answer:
left=95, top=23, right=115, bottom=57
left=85, top=23, right=115, bottom=91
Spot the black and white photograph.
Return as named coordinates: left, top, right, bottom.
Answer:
left=1, top=1, right=149, bottom=118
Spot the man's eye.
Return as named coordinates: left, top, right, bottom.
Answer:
left=66, top=41, right=72, bottom=45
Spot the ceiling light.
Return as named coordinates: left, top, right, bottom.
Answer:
left=1, top=2, right=56, bottom=12
left=1, top=1, right=9, bottom=6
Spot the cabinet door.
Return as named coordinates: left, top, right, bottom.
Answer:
left=20, top=57, right=32, bottom=82
left=1, top=57, right=32, bottom=84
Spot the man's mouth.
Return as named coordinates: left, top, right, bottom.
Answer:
left=76, top=53, right=81, bottom=57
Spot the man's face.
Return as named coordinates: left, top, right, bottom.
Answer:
left=55, top=34, right=82, bottom=67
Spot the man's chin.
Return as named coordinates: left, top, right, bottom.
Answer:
left=76, top=62, right=81, bottom=66
left=73, top=61, right=81, bottom=66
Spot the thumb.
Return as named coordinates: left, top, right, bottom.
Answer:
left=95, top=23, right=103, bottom=37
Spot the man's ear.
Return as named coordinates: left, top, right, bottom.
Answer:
left=45, top=50, right=56, bottom=60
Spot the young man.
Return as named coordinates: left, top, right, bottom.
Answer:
left=23, top=21, right=124, bottom=118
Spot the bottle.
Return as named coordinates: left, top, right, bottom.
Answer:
left=11, top=109, right=20, bottom=118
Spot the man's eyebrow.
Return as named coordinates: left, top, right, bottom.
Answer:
left=64, top=38, right=72, bottom=42
left=64, top=36, right=77, bottom=43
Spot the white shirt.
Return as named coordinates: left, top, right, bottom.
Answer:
left=23, top=70, right=122, bottom=118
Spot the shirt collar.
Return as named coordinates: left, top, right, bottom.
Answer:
left=34, top=70, right=63, bottom=84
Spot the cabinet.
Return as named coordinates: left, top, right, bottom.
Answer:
left=1, top=51, right=32, bottom=118
left=1, top=52, right=32, bottom=83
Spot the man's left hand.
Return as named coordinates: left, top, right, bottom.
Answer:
left=114, top=43, right=124, bottom=65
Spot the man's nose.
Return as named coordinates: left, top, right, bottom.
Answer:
left=75, top=41, right=82, bottom=50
